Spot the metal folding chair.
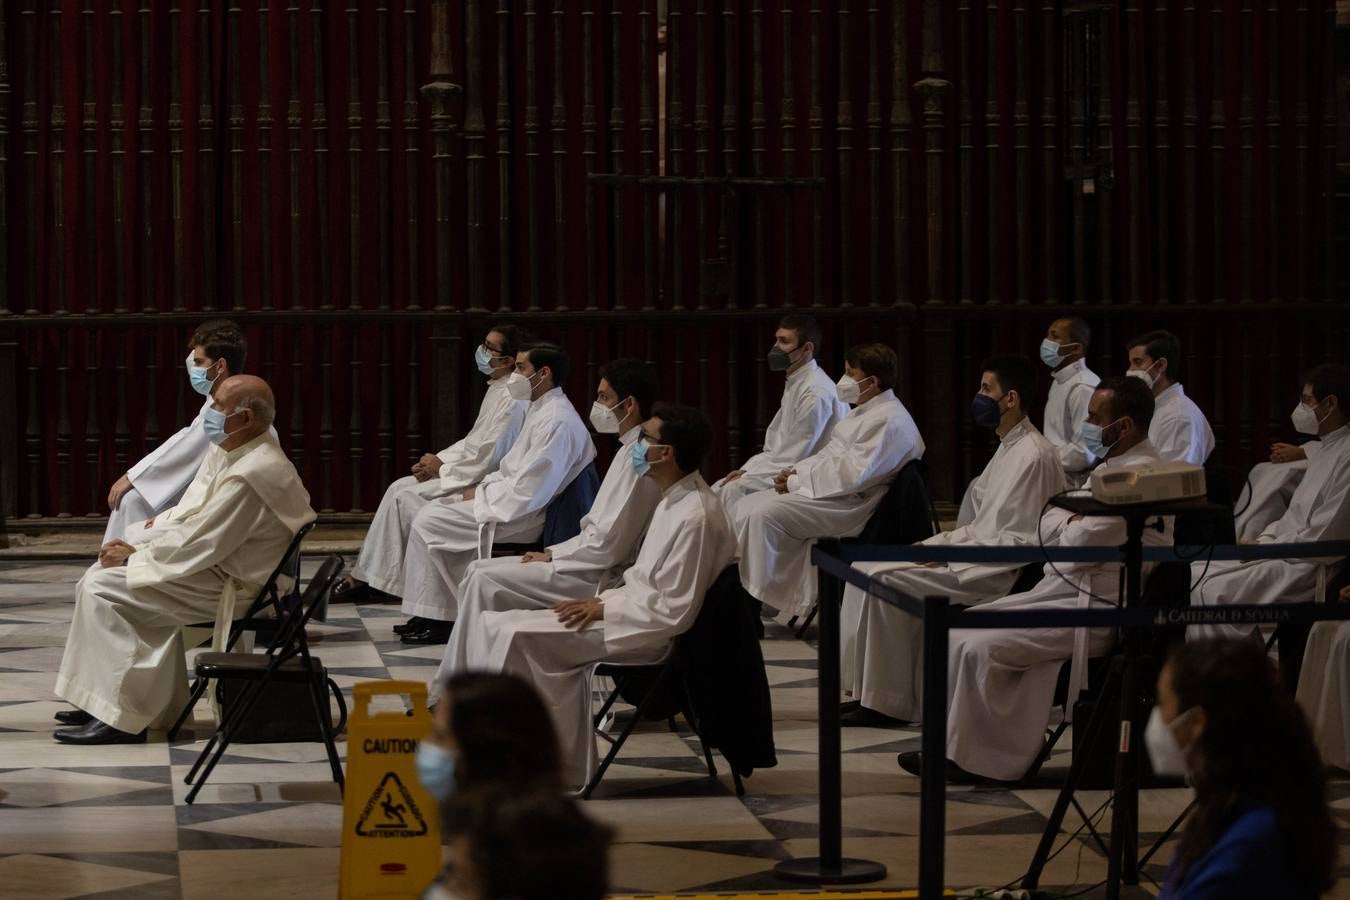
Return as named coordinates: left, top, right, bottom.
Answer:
left=179, top=554, right=346, bottom=804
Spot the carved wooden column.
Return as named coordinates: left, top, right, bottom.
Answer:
left=423, top=0, right=465, bottom=448
left=915, top=0, right=955, bottom=501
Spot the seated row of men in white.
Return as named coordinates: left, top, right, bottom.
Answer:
left=54, top=317, right=1350, bottom=793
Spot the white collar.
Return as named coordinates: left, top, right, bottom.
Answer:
left=1052, top=358, right=1087, bottom=384
left=786, top=358, right=819, bottom=383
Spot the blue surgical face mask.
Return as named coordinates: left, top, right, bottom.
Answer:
left=416, top=740, right=457, bottom=802
left=1082, top=417, right=1124, bottom=460
left=474, top=344, right=497, bottom=376
left=1040, top=338, right=1072, bottom=368
left=202, top=406, right=242, bottom=445
left=630, top=438, right=669, bottom=476
left=187, top=354, right=220, bottom=396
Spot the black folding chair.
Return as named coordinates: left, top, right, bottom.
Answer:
left=793, top=458, right=938, bottom=638
left=580, top=638, right=741, bottom=799
left=167, top=520, right=317, bottom=740
left=180, top=554, right=347, bottom=804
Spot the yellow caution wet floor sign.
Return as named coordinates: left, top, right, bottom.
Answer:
left=340, top=681, right=442, bottom=899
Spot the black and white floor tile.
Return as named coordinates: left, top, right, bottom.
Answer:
left=1, top=560, right=1346, bottom=899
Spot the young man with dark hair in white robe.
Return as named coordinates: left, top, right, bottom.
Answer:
left=900, top=376, right=1171, bottom=783
left=337, top=325, right=530, bottom=608
left=712, top=314, right=847, bottom=522
left=458, top=405, right=737, bottom=790
left=430, top=359, right=662, bottom=700
left=53, top=375, right=315, bottom=745
left=840, top=355, right=1065, bottom=727
left=1188, top=364, right=1350, bottom=642
left=104, top=320, right=247, bottom=542
left=1125, top=329, right=1215, bottom=466
left=398, top=343, right=595, bottom=645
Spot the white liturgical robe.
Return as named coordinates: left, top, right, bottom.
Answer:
left=841, top=418, right=1067, bottom=721
left=1149, top=383, right=1215, bottom=466
left=351, top=376, right=527, bottom=596
left=430, top=425, right=662, bottom=700
left=105, top=397, right=215, bottom=542
left=57, top=434, right=316, bottom=734
left=712, top=359, right=847, bottom=520
left=460, top=471, right=737, bottom=789
left=401, top=387, right=595, bottom=621
left=733, top=388, right=925, bottom=618
left=1232, top=441, right=1321, bottom=542
left=943, top=440, right=1172, bottom=781
left=1188, top=424, right=1350, bottom=642
left=1043, top=358, right=1100, bottom=486
left=1296, top=620, right=1350, bottom=772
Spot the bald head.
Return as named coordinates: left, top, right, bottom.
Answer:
left=212, top=375, right=276, bottom=449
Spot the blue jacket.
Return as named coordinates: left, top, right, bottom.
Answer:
left=1159, top=805, right=1315, bottom=900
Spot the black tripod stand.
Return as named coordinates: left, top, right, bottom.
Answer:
left=1021, top=496, right=1221, bottom=899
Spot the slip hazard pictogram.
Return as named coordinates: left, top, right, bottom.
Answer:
left=340, top=681, right=442, bottom=898
left=354, top=771, right=429, bottom=838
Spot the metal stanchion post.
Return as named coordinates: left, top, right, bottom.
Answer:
left=775, top=542, right=887, bottom=885
left=918, top=594, right=949, bottom=899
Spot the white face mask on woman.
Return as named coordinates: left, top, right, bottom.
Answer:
left=1144, top=705, right=1194, bottom=777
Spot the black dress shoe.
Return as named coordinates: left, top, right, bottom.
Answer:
left=54, top=709, right=94, bottom=726
left=897, top=751, right=1000, bottom=786
left=330, top=580, right=374, bottom=604
left=839, top=705, right=912, bottom=728
left=400, top=621, right=454, bottom=645
left=392, top=616, right=428, bottom=635
left=54, top=719, right=148, bottom=745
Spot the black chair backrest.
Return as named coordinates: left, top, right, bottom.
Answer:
left=1174, top=451, right=1236, bottom=546
left=224, top=519, right=317, bottom=650
left=266, top=554, right=345, bottom=662
left=856, top=458, right=937, bottom=545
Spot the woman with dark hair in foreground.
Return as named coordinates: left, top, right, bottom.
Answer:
left=1151, top=638, right=1337, bottom=899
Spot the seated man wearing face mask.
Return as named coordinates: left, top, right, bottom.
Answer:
left=337, top=325, right=531, bottom=607
left=840, top=356, right=1066, bottom=726
left=103, top=320, right=247, bottom=543
left=459, top=405, right=737, bottom=790
left=1232, top=389, right=1326, bottom=542
left=712, top=314, right=848, bottom=523
left=731, top=343, right=925, bottom=621
left=1188, top=364, right=1350, bottom=643
left=1125, top=329, right=1215, bottom=466
left=900, top=376, right=1171, bottom=783
left=398, top=343, right=596, bottom=646
left=52, top=375, right=316, bottom=745
left=1038, top=316, right=1101, bottom=489
left=429, top=360, right=663, bottom=700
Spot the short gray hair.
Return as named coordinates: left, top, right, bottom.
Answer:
left=238, top=394, right=275, bottom=428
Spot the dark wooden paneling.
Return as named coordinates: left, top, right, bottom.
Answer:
left=0, top=2, right=1343, bottom=523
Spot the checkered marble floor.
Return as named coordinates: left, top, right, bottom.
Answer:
left=1, top=559, right=1346, bottom=900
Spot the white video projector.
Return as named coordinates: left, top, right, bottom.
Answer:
left=1089, top=461, right=1207, bottom=506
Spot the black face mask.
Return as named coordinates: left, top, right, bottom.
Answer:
left=970, top=393, right=1003, bottom=428
left=767, top=344, right=801, bottom=372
